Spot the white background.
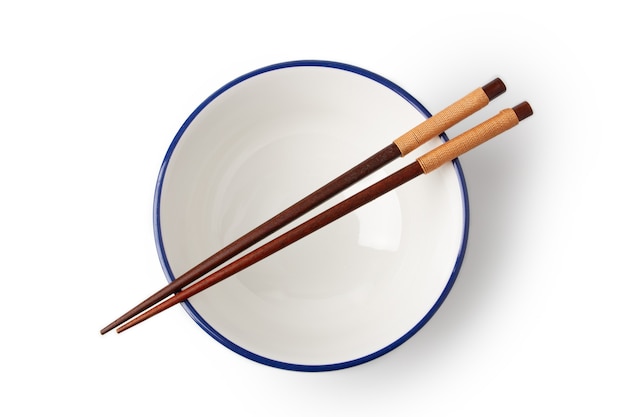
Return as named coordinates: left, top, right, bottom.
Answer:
left=1, top=1, right=624, bottom=415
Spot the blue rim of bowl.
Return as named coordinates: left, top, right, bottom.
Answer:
left=153, top=60, right=470, bottom=372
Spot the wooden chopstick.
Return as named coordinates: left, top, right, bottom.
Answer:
left=100, top=78, right=505, bottom=335
left=115, top=102, right=533, bottom=334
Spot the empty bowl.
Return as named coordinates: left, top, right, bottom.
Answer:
left=154, top=60, right=468, bottom=371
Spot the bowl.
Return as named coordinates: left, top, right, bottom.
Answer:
left=154, top=60, right=468, bottom=371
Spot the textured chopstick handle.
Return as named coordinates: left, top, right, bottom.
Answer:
left=393, top=78, right=506, bottom=156
left=417, top=102, right=533, bottom=173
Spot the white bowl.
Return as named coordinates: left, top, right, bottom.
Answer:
left=154, top=61, right=468, bottom=371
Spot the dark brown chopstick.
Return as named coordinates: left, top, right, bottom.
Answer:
left=100, top=78, right=505, bottom=335
left=116, top=101, right=533, bottom=334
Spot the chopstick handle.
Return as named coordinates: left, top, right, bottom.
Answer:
left=393, top=78, right=506, bottom=156
left=417, top=102, right=533, bottom=173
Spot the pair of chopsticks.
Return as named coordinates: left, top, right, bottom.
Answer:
left=101, top=78, right=532, bottom=335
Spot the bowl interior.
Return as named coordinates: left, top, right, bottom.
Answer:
left=155, top=63, right=467, bottom=369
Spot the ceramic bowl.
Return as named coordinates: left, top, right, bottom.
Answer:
left=154, top=61, right=468, bottom=371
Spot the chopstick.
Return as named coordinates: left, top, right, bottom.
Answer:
left=100, top=78, right=506, bottom=335
left=115, top=101, right=533, bottom=333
